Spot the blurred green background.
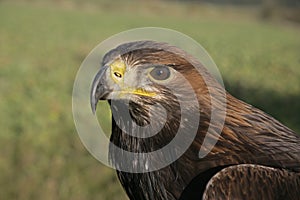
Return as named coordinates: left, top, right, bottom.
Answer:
left=0, top=0, right=299, bottom=199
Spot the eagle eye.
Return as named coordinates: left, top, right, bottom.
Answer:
left=149, top=66, right=170, bottom=81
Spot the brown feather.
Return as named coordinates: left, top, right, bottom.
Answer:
left=203, top=164, right=300, bottom=200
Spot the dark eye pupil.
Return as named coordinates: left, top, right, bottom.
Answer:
left=150, top=66, right=170, bottom=80
left=156, top=70, right=164, bottom=76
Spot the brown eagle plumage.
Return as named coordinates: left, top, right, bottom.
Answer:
left=90, top=41, right=300, bottom=200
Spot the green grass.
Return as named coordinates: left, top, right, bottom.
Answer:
left=0, top=1, right=299, bottom=199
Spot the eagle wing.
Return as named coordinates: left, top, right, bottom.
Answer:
left=202, top=164, right=300, bottom=200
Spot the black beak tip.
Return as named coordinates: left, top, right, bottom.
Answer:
left=90, top=90, right=97, bottom=114
left=90, top=76, right=99, bottom=115
left=90, top=97, right=97, bottom=114
left=90, top=65, right=109, bottom=114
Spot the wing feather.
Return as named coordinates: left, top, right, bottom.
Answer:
left=203, top=164, right=300, bottom=200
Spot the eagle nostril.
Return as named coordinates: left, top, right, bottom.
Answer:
left=114, top=72, right=122, bottom=78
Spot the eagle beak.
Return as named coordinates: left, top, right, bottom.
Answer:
left=90, top=66, right=111, bottom=114
left=91, top=61, right=157, bottom=114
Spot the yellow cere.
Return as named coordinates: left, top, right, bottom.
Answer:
left=109, top=59, right=156, bottom=97
left=110, top=58, right=126, bottom=83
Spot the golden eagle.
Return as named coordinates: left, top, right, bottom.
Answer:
left=90, top=41, right=300, bottom=200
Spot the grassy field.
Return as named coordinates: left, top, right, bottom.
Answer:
left=0, top=0, right=299, bottom=199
